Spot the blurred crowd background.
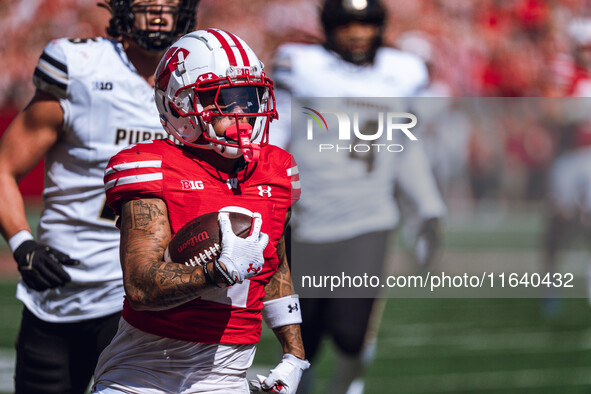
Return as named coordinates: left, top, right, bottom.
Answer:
left=1, top=0, right=591, bottom=207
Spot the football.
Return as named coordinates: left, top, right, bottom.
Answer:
left=164, top=206, right=254, bottom=266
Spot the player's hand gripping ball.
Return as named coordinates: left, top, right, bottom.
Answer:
left=164, top=206, right=255, bottom=267
left=217, top=209, right=269, bottom=284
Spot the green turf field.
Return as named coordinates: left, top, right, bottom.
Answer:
left=255, top=298, right=591, bottom=394
left=0, top=200, right=590, bottom=393
left=256, top=202, right=591, bottom=393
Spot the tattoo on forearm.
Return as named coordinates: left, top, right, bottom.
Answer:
left=144, top=261, right=205, bottom=306
left=265, top=236, right=294, bottom=300
left=273, top=324, right=305, bottom=360
left=129, top=258, right=208, bottom=309
left=121, top=199, right=210, bottom=309
left=276, top=236, right=287, bottom=266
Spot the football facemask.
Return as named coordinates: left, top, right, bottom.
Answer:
left=183, top=78, right=275, bottom=161
left=100, top=0, right=198, bottom=52
left=129, top=1, right=181, bottom=51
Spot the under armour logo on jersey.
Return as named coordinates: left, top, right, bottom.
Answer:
left=288, top=303, right=299, bottom=313
left=180, top=180, right=204, bottom=190
left=247, top=263, right=261, bottom=274
left=258, top=186, right=272, bottom=197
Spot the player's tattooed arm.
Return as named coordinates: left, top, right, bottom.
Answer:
left=266, top=254, right=306, bottom=359
left=263, top=208, right=305, bottom=359
left=264, top=234, right=293, bottom=300
left=120, top=198, right=210, bottom=311
left=273, top=323, right=306, bottom=360
left=264, top=208, right=294, bottom=300
left=265, top=244, right=306, bottom=359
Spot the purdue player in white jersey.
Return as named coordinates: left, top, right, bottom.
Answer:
left=270, top=1, right=446, bottom=393
left=0, top=1, right=199, bottom=392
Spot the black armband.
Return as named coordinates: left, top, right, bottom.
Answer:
left=202, top=261, right=219, bottom=287
left=213, top=259, right=236, bottom=287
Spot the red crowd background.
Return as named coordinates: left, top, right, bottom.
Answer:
left=1, top=0, right=590, bottom=202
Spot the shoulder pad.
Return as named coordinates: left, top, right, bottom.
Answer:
left=104, top=143, right=164, bottom=214
left=33, top=39, right=70, bottom=99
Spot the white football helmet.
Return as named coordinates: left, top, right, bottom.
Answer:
left=154, top=29, right=277, bottom=161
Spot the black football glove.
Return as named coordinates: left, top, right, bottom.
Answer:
left=13, top=240, right=80, bottom=291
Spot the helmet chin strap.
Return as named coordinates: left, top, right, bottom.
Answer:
left=224, top=123, right=260, bottom=162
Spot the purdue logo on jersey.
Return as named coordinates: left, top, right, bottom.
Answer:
left=114, top=128, right=175, bottom=146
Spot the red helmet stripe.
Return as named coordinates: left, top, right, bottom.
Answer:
left=206, top=29, right=237, bottom=66
left=223, top=31, right=251, bottom=67
left=155, top=46, right=190, bottom=92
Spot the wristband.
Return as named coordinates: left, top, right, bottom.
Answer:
left=262, top=294, right=302, bottom=329
left=202, top=262, right=219, bottom=287
left=213, top=259, right=236, bottom=287
left=8, top=230, right=34, bottom=253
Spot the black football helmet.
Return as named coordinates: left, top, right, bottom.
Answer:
left=321, top=0, right=386, bottom=64
left=99, top=0, right=199, bottom=52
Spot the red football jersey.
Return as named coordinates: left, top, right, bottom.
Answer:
left=104, top=139, right=300, bottom=344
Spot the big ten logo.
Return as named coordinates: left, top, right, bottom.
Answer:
left=92, top=81, right=113, bottom=91
left=180, top=180, right=204, bottom=190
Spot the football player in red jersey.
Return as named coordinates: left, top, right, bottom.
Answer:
left=93, top=29, right=309, bottom=394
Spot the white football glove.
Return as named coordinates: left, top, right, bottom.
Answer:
left=217, top=211, right=269, bottom=284
left=257, top=353, right=310, bottom=393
